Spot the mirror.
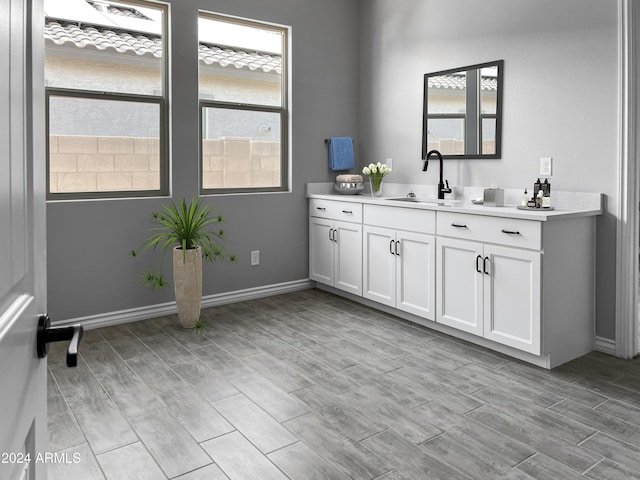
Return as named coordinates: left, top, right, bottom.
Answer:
left=422, top=60, right=503, bottom=159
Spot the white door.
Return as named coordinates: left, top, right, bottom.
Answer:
left=0, top=0, right=48, bottom=479
left=483, top=245, right=541, bottom=354
left=396, top=231, right=435, bottom=320
left=436, top=237, right=483, bottom=336
left=309, top=218, right=334, bottom=285
left=333, top=220, right=362, bottom=296
left=362, top=225, right=395, bottom=306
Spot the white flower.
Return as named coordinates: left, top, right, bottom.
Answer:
left=362, top=162, right=391, bottom=178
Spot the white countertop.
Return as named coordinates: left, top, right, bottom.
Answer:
left=307, top=183, right=603, bottom=221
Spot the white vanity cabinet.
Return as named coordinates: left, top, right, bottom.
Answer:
left=436, top=210, right=593, bottom=359
left=363, top=205, right=436, bottom=319
left=309, top=199, right=363, bottom=295
left=482, top=244, right=541, bottom=352
left=307, top=188, right=599, bottom=368
left=436, top=236, right=541, bottom=354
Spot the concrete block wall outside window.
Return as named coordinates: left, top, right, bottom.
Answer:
left=49, top=135, right=280, bottom=193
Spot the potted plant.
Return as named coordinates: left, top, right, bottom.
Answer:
left=131, top=197, right=236, bottom=329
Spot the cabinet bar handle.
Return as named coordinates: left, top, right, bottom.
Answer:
left=342, top=210, right=353, bottom=214
left=483, top=256, right=490, bottom=275
left=501, top=229, right=521, bottom=235
left=333, top=229, right=337, bottom=242
left=316, top=207, right=326, bottom=211
left=395, top=240, right=400, bottom=256
left=389, top=240, right=395, bottom=255
left=451, top=223, right=468, bottom=228
left=329, top=228, right=335, bottom=242
left=476, top=255, right=482, bottom=273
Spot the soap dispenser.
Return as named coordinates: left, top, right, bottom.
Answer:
left=521, top=189, right=528, bottom=207
left=542, top=179, right=551, bottom=208
left=534, top=178, right=542, bottom=198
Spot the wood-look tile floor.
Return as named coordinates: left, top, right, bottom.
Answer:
left=47, top=288, right=640, bottom=480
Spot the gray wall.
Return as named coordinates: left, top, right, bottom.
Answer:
left=48, top=0, right=621, bottom=343
left=47, top=0, right=359, bottom=320
left=358, top=0, right=619, bottom=339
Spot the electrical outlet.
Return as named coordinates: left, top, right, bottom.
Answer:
left=540, top=157, right=552, bottom=176
left=250, top=250, right=260, bottom=266
left=385, top=158, right=393, bottom=170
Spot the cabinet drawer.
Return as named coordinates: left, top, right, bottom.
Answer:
left=364, top=205, right=436, bottom=234
left=437, top=212, right=541, bottom=250
left=309, top=199, right=362, bottom=222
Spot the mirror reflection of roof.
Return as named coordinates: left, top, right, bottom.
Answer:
left=428, top=75, right=498, bottom=91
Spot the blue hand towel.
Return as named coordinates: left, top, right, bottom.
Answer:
left=329, top=137, right=355, bottom=171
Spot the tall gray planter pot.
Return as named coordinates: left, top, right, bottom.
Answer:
left=173, top=246, right=202, bottom=329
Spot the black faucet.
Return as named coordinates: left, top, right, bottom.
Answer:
left=423, top=149, right=452, bottom=200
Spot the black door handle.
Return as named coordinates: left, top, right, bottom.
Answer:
left=476, top=255, right=482, bottom=273
left=483, top=256, right=490, bottom=275
left=389, top=239, right=395, bottom=255
left=37, top=315, right=83, bottom=367
left=395, top=240, right=400, bottom=256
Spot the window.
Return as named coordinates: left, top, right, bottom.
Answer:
left=199, top=12, right=289, bottom=194
left=45, top=0, right=168, bottom=199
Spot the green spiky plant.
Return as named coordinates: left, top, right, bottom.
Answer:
left=192, top=318, right=206, bottom=335
left=131, top=197, right=237, bottom=291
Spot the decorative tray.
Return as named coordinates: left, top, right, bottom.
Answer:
left=516, top=206, right=555, bottom=211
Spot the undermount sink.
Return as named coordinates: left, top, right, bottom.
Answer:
left=386, top=197, right=460, bottom=206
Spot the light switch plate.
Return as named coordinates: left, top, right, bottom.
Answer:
left=540, top=157, right=552, bottom=176
left=250, top=250, right=260, bottom=266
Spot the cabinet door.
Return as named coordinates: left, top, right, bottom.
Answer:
left=309, top=218, right=334, bottom=285
left=436, top=237, right=483, bottom=336
left=396, top=231, right=435, bottom=320
left=334, top=220, right=363, bottom=295
left=483, top=245, right=541, bottom=354
left=363, top=225, right=396, bottom=306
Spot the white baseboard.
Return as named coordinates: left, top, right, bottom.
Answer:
left=595, top=336, right=617, bottom=356
left=52, top=279, right=314, bottom=330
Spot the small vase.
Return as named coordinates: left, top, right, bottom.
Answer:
left=370, top=177, right=383, bottom=197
